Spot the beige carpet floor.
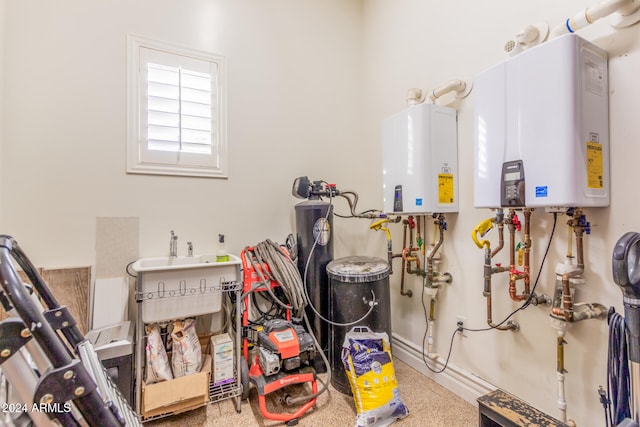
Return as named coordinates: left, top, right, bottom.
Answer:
left=145, top=358, right=477, bottom=427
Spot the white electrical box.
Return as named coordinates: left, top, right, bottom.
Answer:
left=473, top=33, right=609, bottom=209
left=382, top=103, right=458, bottom=214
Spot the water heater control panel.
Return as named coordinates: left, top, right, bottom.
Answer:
left=501, top=160, right=525, bottom=207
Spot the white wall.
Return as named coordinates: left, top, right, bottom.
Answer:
left=1, top=0, right=364, bottom=267
left=362, top=1, right=640, bottom=426
left=3, top=1, right=640, bottom=426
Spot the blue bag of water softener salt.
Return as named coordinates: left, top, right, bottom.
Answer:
left=342, top=327, right=409, bottom=427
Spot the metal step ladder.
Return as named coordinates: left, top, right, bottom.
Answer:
left=0, top=235, right=142, bottom=427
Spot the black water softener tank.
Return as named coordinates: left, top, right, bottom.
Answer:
left=295, top=197, right=333, bottom=371
left=327, top=256, right=391, bottom=395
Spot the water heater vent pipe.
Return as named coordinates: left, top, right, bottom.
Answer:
left=504, top=22, right=549, bottom=56
left=406, top=79, right=473, bottom=106
left=550, top=0, right=640, bottom=37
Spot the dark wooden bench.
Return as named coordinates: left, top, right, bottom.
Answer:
left=477, top=389, right=569, bottom=427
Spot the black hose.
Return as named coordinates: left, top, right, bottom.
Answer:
left=607, top=309, right=631, bottom=426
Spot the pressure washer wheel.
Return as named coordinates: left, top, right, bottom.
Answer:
left=241, top=357, right=250, bottom=400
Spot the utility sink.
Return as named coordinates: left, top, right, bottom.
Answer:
left=132, top=254, right=241, bottom=323
left=132, top=253, right=239, bottom=272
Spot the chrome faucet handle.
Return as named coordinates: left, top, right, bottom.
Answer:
left=170, top=230, right=178, bottom=257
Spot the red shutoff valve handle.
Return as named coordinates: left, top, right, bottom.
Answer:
left=512, top=213, right=521, bottom=232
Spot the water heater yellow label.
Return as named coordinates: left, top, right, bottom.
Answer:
left=438, top=174, right=454, bottom=204
left=586, top=141, right=603, bottom=189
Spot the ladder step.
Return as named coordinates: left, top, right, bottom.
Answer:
left=477, top=389, right=569, bottom=427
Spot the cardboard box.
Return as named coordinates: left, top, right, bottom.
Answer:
left=211, top=333, right=234, bottom=387
left=142, top=354, right=212, bottom=419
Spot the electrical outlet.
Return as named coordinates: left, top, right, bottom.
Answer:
left=456, top=315, right=467, bottom=337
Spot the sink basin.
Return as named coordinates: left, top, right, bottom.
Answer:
left=132, top=254, right=241, bottom=323
left=131, top=253, right=239, bottom=272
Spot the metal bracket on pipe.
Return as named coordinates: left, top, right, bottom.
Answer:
left=43, top=306, right=77, bottom=332
left=33, top=358, right=97, bottom=405
left=0, top=318, right=32, bottom=364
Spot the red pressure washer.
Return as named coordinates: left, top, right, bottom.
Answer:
left=240, top=247, right=318, bottom=426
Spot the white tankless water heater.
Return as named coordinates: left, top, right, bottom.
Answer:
left=473, top=33, right=609, bottom=209
left=382, top=103, right=458, bottom=214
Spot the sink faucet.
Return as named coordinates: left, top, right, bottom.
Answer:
left=170, top=230, right=178, bottom=258
left=187, top=241, right=193, bottom=257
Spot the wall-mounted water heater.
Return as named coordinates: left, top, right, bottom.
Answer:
left=473, top=33, right=609, bottom=209
left=382, top=103, right=458, bottom=214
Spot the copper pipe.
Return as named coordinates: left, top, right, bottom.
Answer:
left=507, top=210, right=527, bottom=301
left=400, top=220, right=407, bottom=289
left=429, top=216, right=445, bottom=264
left=403, top=247, right=422, bottom=275
left=429, top=298, right=436, bottom=322
left=427, top=216, right=444, bottom=284
left=575, top=222, right=585, bottom=269
left=561, top=278, right=575, bottom=322
left=506, top=209, right=530, bottom=301
left=508, top=210, right=516, bottom=271
left=523, top=209, right=532, bottom=295
left=399, top=220, right=411, bottom=297
left=408, top=215, right=415, bottom=248
left=425, top=214, right=449, bottom=287
left=486, top=293, right=497, bottom=326
left=509, top=280, right=526, bottom=301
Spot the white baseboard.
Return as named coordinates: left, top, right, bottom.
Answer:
left=391, top=332, right=495, bottom=407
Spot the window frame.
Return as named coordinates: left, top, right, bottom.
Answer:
left=127, top=34, right=228, bottom=178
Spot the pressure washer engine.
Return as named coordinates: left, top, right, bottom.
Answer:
left=248, top=318, right=319, bottom=425
left=257, top=318, right=316, bottom=376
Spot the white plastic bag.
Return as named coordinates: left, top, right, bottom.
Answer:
left=171, top=318, right=203, bottom=377
left=145, top=324, right=173, bottom=384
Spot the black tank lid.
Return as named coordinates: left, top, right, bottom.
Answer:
left=326, top=256, right=390, bottom=283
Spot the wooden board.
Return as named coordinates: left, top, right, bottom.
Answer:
left=1, top=267, right=90, bottom=335
left=478, top=389, right=569, bottom=427
left=0, top=269, right=40, bottom=321
left=41, top=267, right=91, bottom=335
